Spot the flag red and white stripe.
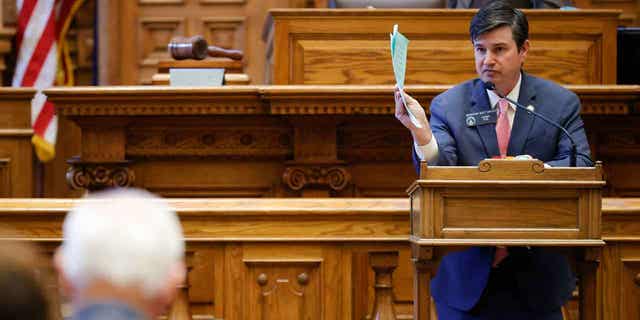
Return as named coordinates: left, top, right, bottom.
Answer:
left=12, top=0, right=85, bottom=162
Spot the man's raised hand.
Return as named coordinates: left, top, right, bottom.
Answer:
left=394, top=87, right=432, bottom=146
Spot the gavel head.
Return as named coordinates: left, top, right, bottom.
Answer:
left=168, top=35, right=208, bottom=60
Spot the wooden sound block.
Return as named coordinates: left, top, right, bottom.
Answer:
left=150, top=72, right=250, bottom=85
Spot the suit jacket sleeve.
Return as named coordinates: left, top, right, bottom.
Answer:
left=544, top=91, right=591, bottom=167
left=431, top=95, right=460, bottom=166
left=411, top=94, right=459, bottom=175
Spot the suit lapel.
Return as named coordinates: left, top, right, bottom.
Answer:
left=507, top=73, right=537, bottom=156
left=470, top=80, right=500, bottom=158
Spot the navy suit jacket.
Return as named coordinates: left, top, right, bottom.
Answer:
left=72, top=302, right=148, bottom=320
left=414, top=73, right=589, bottom=313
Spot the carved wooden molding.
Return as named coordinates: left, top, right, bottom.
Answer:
left=66, top=160, right=135, bottom=191
left=0, top=88, right=37, bottom=99
left=270, top=103, right=394, bottom=115
left=581, top=103, right=630, bottom=115
left=282, top=165, right=351, bottom=192
left=58, top=103, right=267, bottom=116
left=338, top=127, right=411, bottom=161
left=255, top=271, right=311, bottom=287
left=46, top=85, right=640, bottom=116
left=126, top=127, right=292, bottom=158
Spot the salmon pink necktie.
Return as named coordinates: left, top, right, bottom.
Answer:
left=493, top=99, right=512, bottom=266
left=496, top=98, right=511, bottom=158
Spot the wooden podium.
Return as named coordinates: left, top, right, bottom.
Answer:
left=408, top=159, right=605, bottom=320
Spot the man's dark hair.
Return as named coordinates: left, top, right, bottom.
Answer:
left=469, top=0, right=529, bottom=50
left=0, top=241, right=52, bottom=320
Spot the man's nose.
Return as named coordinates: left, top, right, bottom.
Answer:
left=484, top=51, right=496, bottom=65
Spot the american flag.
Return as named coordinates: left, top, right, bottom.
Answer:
left=12, top=0, right=85, bottom=162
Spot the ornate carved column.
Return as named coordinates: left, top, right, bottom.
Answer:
left=66, top=157, right=134, bottom=191
left=64, top=117, right=133, bottom=191
left=282, top=117, right=351, bottom=197
left=369, top=251, right=399, bottom=320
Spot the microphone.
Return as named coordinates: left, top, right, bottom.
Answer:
left=483, top=81, right=591, bottom=167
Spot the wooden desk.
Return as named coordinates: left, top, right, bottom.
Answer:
left=269, top=9, right=620, bottom=85
left=44, top=85, right=640, bottom=198
left=409, top=160, right=605, bottom=320
left=0, top=198, right=412, bottom=320
left=1, top=197, right=639, bottom=319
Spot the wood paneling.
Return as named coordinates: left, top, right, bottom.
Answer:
left=0, top=88, right=35, bottom=197
left=271, top=9, right=620, bottom=85
left=98, top=0, right=312, bottom=85
left=575, top=0, right=640, bottom=25
left=1, top=197, right=639, bottom=319
left=245, top=254, right=324, bottom=319
left=3, top=1, right=636, bottom=86
left=0, top=198, right=411, bottom=320
left=42, top=85, right=640, bottom=198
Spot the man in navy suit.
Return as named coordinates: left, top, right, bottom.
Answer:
left=394, top=1, right=591, bottom=319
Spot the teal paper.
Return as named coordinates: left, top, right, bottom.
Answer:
left=390, top=24, right=409, bottom=89
left=390, top=25, right=421, bottom=128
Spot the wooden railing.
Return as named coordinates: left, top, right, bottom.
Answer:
left=0, top=198, right=639, bottom=319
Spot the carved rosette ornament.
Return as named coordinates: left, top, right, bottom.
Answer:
left=282, top=165, right=351, bottom=192
left=66, top=160, right=134, bottom=191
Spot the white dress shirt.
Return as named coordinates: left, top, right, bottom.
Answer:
left=415, top=74, right=522, bottom=163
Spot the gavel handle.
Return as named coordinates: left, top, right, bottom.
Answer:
left=207, top=46, right=244, bottom=60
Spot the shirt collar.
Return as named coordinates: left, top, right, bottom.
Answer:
left=486, top=73, right=521, bottom=111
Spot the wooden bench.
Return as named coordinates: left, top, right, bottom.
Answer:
left=1, top=197, right=639, bottom=319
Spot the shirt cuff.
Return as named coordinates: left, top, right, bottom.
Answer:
left=414, top=136, right=439, bottom=164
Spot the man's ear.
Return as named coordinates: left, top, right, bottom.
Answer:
left=53, top=248, right=74, bottom=299
left=153, top=261, right=187, bottom=315
left=519, top=39, right=530, bottom=58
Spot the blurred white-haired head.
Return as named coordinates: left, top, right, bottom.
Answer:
left=56, top=188, right=184, bottom=300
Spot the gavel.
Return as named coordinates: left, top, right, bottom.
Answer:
left=168, top=35, right=244, bottom=61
